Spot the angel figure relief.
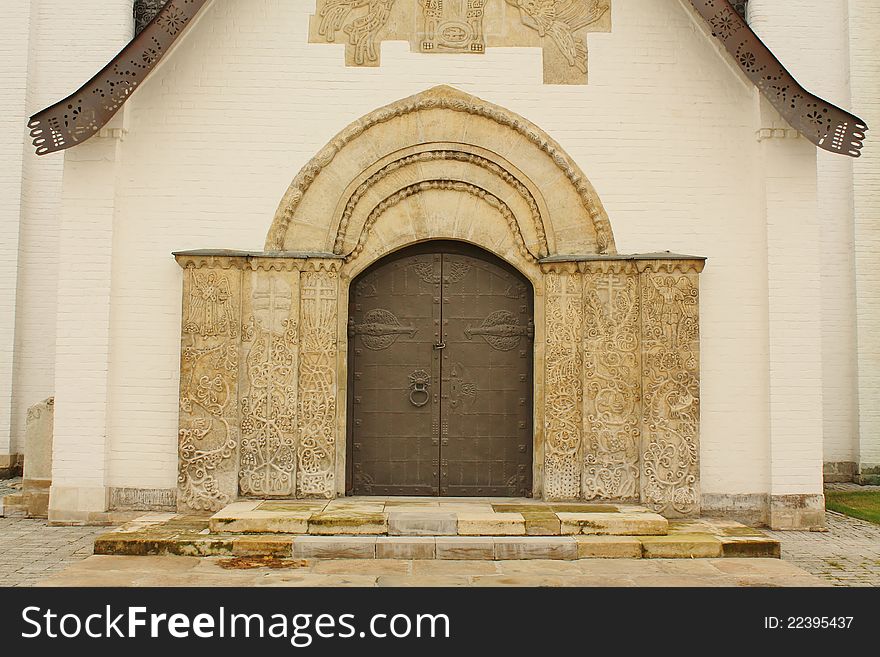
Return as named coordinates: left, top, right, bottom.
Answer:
left=649, top=275, right=698, bottom=347
left=505, top=0, right=610, bottom=73
left=317, top=0, right=397, bottom=65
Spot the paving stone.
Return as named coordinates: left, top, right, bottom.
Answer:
left=388, top=512, right=457, bottom=535
left=573, top=535, right=642, bottom=558
left=493, top=537, right=577, bottom=560
left=411, top=560, right=499, bottom=576
left=308, top=512, right=387, bottom=535
left=376, top=575, right=471, bottom=587
left=256, top=574, right=380, bottom=587
left=312, top=559, right=409, bottom=575
left=457, top=513, right=525, bottom=535
left=639, top=534, right=723, bottom=558
left=522, top=512, right=561, bottom=535
left=377, top=536, right=436, bottom=559
left=232, top=536, right=293, bottom=557
left=497, top=560, right=582, bottom=575
left=209, top=512, right=311, bottom=534
left=435, top=536, right=495, bottom=560
left=558, top=512, right=667, bottom=536
left=292, top=536, right=377, bottom=559
left=720, top=536, right=781, bottom=558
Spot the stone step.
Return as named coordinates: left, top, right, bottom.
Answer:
left=208, top=500, right=669, bottom=537
left=94, top=530, right=780, bottom=561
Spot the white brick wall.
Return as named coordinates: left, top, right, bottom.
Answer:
left=749, top=0, right=860, bottom=472
left=0, top=2, right=32, bottom=460
left=3, top=0, right=870, bottom=514
left=0, top=1, right=133, bottom=465
left=848, top=0, right=880, bottom=471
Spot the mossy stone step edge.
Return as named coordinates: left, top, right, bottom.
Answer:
left=93, top=533, right=780, bottom=560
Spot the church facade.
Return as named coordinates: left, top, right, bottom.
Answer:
left=0, top=0, right=876, bottom=529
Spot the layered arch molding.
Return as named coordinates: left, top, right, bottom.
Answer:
left=266, top=86, right=617, bottom=258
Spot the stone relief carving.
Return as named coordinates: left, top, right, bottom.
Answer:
left=347, top=180, right=538, bottom=264
left=505, top=0, right=609, bottom=74
left=639, top=263, right=702, bottom=517
left=308, top=0, right=611, bottom=83
left=175, top=253, right=703, bottom=512
left=296, top=266, right=340, bottom=498
left=420, top=0, right=487, bottom=53
left=543, top=267, right=584, bottom=499
left=178, top=264, right=241, bottom=512
left=268, top=87, right=615, bottom=256
left=582, top=264, right=641, bottom=500
left=317, top=0, right=398, bottom=65
left=239, top=274, right=299, bottom=497
left=333, top=150, right=549, bottom=259
left=184, top=270, right=236, bottom=338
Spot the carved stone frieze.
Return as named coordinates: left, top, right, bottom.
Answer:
left=333, top=150, right=549, bottom=259
left=542, top=267, right=584, bottom=499
left=239, top=273, right=299, bottom=498
left=582, top=264, right=641, bottom=501
left=178, top=264, right=241, bottom=512
left=639, top=265, right=703, bottom=517
left=296, top=266, right=340, bottom=498
left=309, top=0, right=611, bottom=84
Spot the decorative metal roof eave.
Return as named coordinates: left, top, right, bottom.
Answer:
left=690, top=0, right=867, bottom=157
left=27, top=0, right=868, bottom=158
left=27, top=0, right=209, bottom=156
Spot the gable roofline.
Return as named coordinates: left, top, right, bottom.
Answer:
left=27, top=0, right=867, bottom=158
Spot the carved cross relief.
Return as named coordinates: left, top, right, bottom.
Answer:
left=309, top=0, right=612, bottom=84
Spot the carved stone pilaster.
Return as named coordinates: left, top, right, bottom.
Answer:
left=296, top=262, right=341, bottom=498
left=638, top=260, right=704, bottom=517
left=177, top=264, right=241, bottom=512
left=581, top=261, right=641, bottom=501
left=542, top=264, right=584, bottom=499
left=238, top=269, right=300, bottom=498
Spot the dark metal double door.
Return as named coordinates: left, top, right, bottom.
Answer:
left=348, top=243, right=533, bottom=497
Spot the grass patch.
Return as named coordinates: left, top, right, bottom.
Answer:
left=825, top=490, right=880, bottom=525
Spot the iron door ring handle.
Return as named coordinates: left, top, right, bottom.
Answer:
left=409, top=384, right=429, bottom=407
left=408, top=369, right=430, bottom=408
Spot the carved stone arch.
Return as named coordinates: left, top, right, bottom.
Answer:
left=331, top=143, right=553, bottom=260
left=266, top=85, right=617, bottom=256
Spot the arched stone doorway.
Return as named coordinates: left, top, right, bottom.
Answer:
left=174, top=85, right=706, bottom=518
left=347, top=241, right=534, bottom=497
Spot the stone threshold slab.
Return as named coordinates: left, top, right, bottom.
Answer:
left=208, top=500, right=668, bottom=537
